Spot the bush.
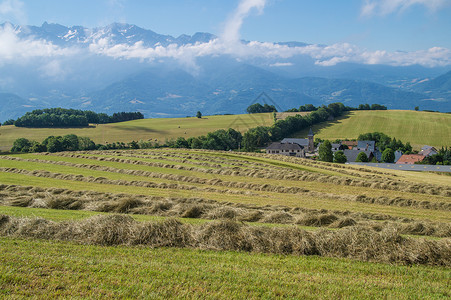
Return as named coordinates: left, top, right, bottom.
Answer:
left=334, top=150, right=347, bottom=163
left=356, top=152, right=369, bottom=163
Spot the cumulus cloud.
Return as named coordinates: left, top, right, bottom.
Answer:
left=0, top=0, right=26, bottom=24
left=269, top=62, right=294, bottom=67
left=0, top=23, right=79, bottom=64
left=1, top=0, right=450, bottom=71
left=361, top=0, right=450, bottom=16
left=87, top=35, right=451, bottom=68
left=222, top=0, right=266, bottom=43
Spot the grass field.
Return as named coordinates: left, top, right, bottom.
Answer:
left=0, top=149, right=450, bottom=297
left=292, top=110, right=451, bottom=149
left=0, top=113, right=273, bottom=151
left=1, top=238, right=449, bottom=299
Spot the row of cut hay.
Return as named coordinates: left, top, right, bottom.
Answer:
left=4, top=156, right=449, bottom=211
left=89, top=152, right=226, bottom=169
left=81, top=149, right=272, bottom=169
left=41, top=152, right=296, bottom=180
left=1, top=214, right=450, bottom=266
left=46, top=152, right=250, bottom=172
left=97, top=151, right=254, bottom=169
left=40, top=152, right=451, bottom=197
left=0, top=167, right=259, bottom=197
left=247, top=151, right=395, bottom=178
left=2, top=184, right=450, bottom=237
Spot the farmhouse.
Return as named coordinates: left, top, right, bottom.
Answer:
left=266, top=142, right=305, bottom=157
left=341, top=141, right=358, bottom=149
left=331, top=143, right=345, bottom=152
left=356, top=141, right=376, bottom=152
left=343, top=149, right=374, bottom=162
left=280, top=128, right=315, bottom=152
left=396, top=154, right=426, bottom=164
left=394, top=150, right=403, bottom=163
left=419, top=146, right=438, bottom=157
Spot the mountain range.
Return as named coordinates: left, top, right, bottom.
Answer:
left=0, top=22, right=450, bottom=121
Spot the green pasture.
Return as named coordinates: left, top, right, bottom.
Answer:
left=1, top=237, right=449, bottom=299
left=0, top=113, right=273, bottom=151
left=292, top=110, right=451, bottom=148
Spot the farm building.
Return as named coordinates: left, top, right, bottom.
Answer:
left=266, top=142, right=305, bottom=157
left=394, top=150, right=403, bottom=163
left=356, top=141, right=376, bottom=152
left=343, top=149, right=374, bottom=162
left=331, top=143, right=346, bottom=152
left=396, top=154, right=426, bottom=164
left=419, top=146, right=438, bottom=157
left=341, top=141, right=358, bottom=149
left=280, top=128, right=315, bottom=152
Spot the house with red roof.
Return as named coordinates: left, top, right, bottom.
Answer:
left=396, top=154, right=426, bottom=164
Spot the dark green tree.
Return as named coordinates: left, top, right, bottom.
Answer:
left=318, top=140, right=333, bottom=162
left=11, top=138, right=32, bottom=152
left=356, top=152, right=369, bottom=162
left=46, top=137, right=63, bottom=153
left=175, top=137, right=189, bottom=148
left=61, top=134, right=79, bottom=151
left=78, top=136, right=96, bottom=150
left=382, top=148, right=395, bottom=163
left=196, top=111, right=202, bottom=119
left=333, top=150, right=347, bottom=163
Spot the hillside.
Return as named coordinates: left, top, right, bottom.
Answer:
left=0, top=149, right=450, bottom=297
left=291, top=110, right=451, bottom=148
left=0, top=113, right=273, bottom=151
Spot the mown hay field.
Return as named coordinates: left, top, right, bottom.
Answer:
left=292, top=110, right=451, bottom=149
left=0, top=149, right=450, bottom=298
left=0, top=113, right=273, bottom=151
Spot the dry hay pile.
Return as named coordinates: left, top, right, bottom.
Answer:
left=1, top=184, right=450, bottom=238
left=32, top=152, right=451, bottom=197
left=1, top=214, right=450, bottom=267
left=3, top=155, right=450, bottom=212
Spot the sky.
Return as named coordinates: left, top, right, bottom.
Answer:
left=1, top=0, right=450, bottom=51
left=0, top=0, right=451, bottom=68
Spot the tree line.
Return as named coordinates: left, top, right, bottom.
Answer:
left=10, top=134, right=148, bottom=153
left=242, top=102, right=347, bottom=151
left=10, top=129, right=243, bottom=154
left=4, top=108, right=144, bottom=128
left=285, top=103, right=387, bottom=113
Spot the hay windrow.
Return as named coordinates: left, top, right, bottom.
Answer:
left=1, top=215, right=450, bottom=266
left=1, top=184, right=449, bottom=238
left=2, top=156, right=449, bottom=211
left=7, top=152, right=450, bottom=197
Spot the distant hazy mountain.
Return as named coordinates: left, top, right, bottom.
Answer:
left=81, top=63, right=438, bottom=117
left=0, top=22, right=450, bottom=121
left=12, top=22, right=216, bottom=47
left=0, top=93, right=42, bottom=121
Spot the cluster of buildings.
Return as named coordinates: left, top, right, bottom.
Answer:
left=265, top=130, right=438, bottom=164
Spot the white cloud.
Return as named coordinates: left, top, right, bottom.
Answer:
left=222, top=0, right=267, bottom=43
left=0, top=23, right=79, bottom=68
left=0, top=0, right=450, bottom=72
left=1, top=21, right=450, bottom=69
left=269, top=62, right=294, bottom=67
left=361, top=0, right=450, bottom=16
left=0, top=0, right=26, bottom=24
left=87, top=35, right=451, bottom=68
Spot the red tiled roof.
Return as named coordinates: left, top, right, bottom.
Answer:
left=395, top=154, right=426, bottom=164
left=341, top=141, right=358, bottom=147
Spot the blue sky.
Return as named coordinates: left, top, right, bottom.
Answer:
left=0, top=0, right=450, bottom=69
left=1, top=0, right=450, bottom=52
